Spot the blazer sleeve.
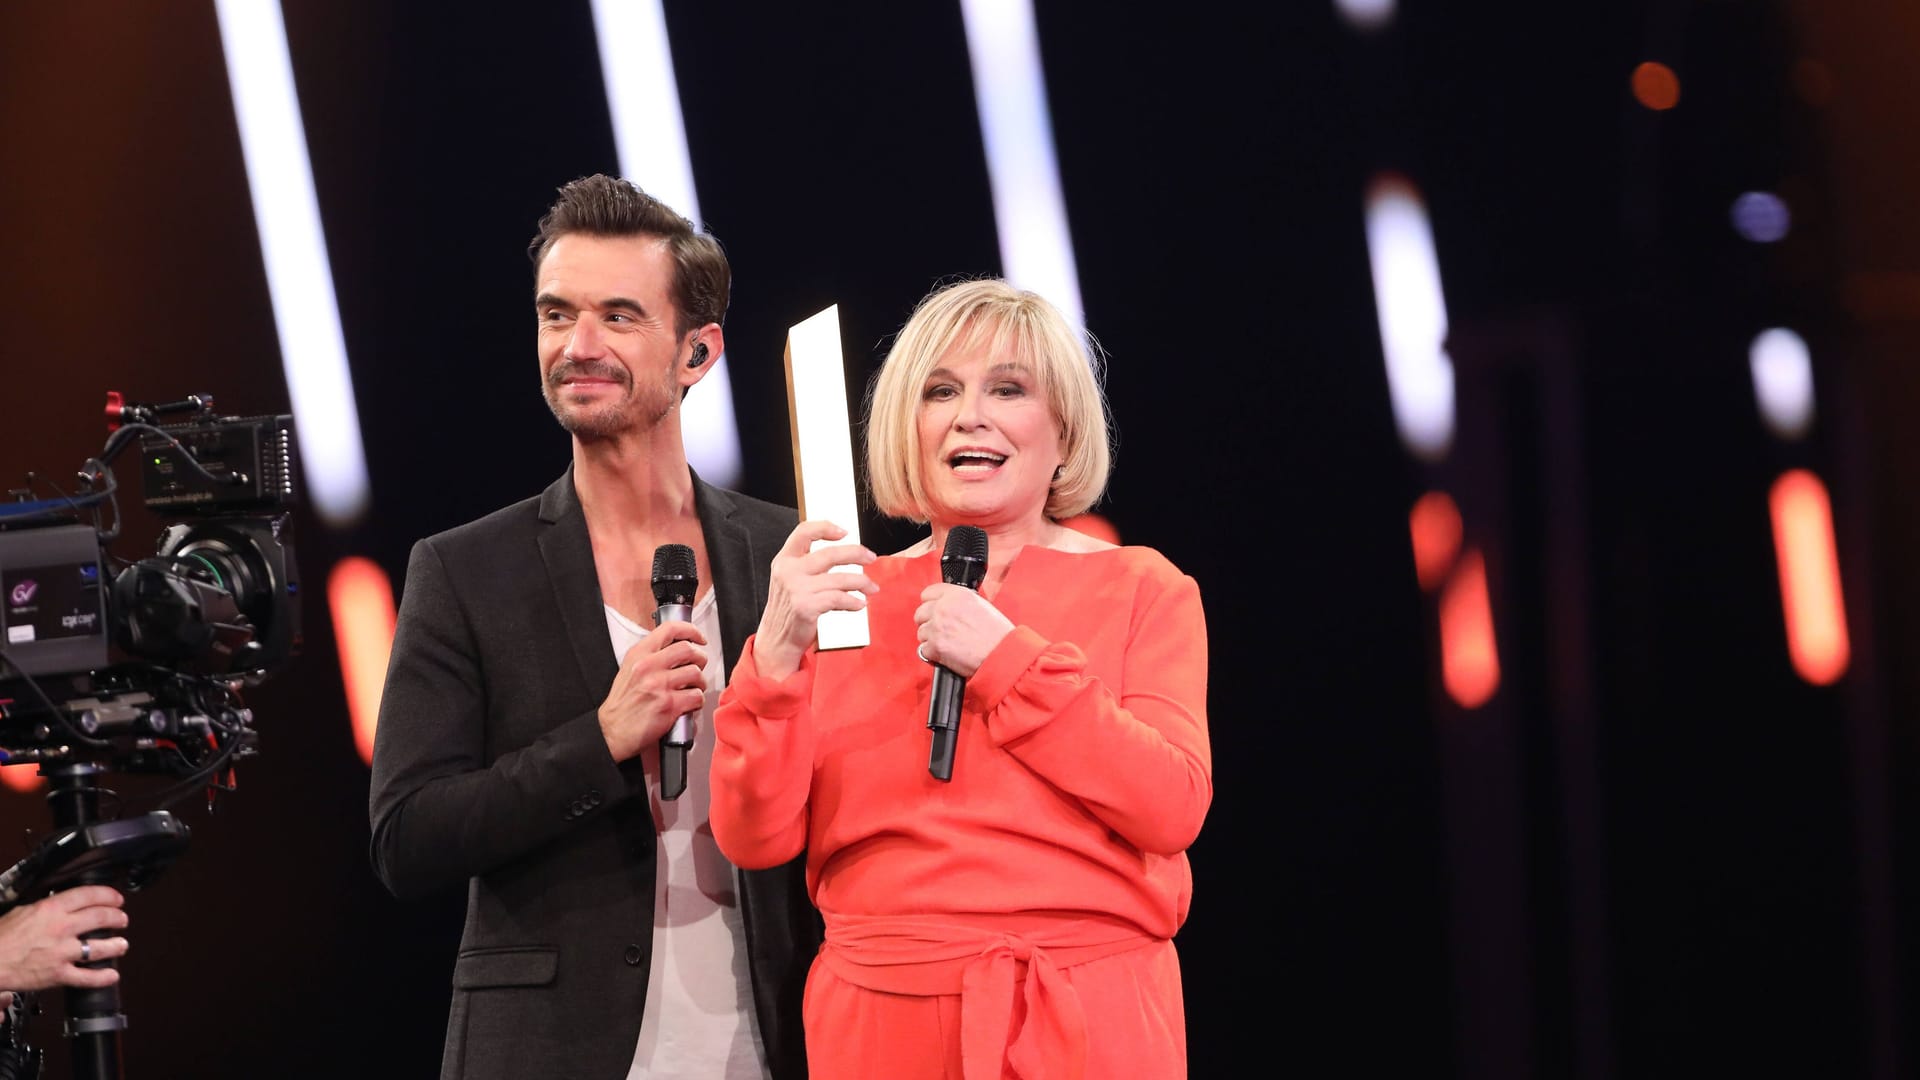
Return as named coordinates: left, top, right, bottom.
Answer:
left=708, top=635, right=816, bottom=871
left=966, top=568, right=1212, bottom=855
left=367, top=537, right=628, bottom=899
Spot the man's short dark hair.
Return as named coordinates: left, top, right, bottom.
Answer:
left=528, top=174, right=730, bottom=336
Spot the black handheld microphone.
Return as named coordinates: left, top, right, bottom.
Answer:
left=926, top=525, right=987, bottom=782
left=651, top=543, right=698, bottom=800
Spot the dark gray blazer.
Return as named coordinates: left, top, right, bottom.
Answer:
left=368, top=468, right=819, bottom=1080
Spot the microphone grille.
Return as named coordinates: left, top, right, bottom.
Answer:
left=940, top=525, right=988, bottom=588
left=651, top=543, right=698, bottom=605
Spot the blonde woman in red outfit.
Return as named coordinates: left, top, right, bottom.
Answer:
left=710, top=278, right=1211, bottom=1079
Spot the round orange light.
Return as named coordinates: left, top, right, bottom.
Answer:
left=1631, top=62, right=1681, bottom=111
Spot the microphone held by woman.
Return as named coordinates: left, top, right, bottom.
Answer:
left=925, top=524, right=987, bottom=781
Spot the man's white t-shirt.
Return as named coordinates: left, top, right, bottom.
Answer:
left=606, top=590, right=768, bottom=1080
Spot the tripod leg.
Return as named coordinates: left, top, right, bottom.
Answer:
left=42, top=764, right=126, bottom=1080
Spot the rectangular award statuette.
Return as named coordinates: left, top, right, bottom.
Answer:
left=784, top=304, right=869, bottom=650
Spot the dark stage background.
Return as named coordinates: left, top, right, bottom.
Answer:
left=2, top=3, right=1917, bottom=1078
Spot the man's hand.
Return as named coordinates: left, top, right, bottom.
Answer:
left=0, top=886, right=129, bottom=994
left=599, top=620, right=709, bottom=762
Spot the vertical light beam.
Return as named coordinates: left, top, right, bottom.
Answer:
left=213, top=0, right=371, bottom=528
left=1749, top=327, right=1816, bottom=441
left=1768, top=469, right=1850, bottom=685
left=1365, top=173, right=1456, bottom=462
left=1410, top=490, right=1464, bottom=592
left=1439, top=547, right=1501, bottom=709
left=589, top=0, right=742, bottom=487
left=959, top=0, right=1085, bottom=328
left=328, top=556, right=397, bottom=765
left=1335, top=0, right=1397, bottom=32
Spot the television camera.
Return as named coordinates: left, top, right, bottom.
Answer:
left=0, top=392, right=301, bottom=1079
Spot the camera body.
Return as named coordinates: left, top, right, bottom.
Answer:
left=0, top=396, right=301, bottom=771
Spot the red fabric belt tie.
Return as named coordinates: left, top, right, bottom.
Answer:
left=819, top=912, right=1155, bottom=1080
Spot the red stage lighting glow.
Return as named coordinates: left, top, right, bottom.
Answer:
left=1769, top=469, right=1850, bottom=686
left=1631, top=62, right=1681, bottom=111
left=329, top=556, right=398, bottom=765
left=1440, top=548, right=1501, bottom=709
left=1409, top=490, right=1463, bottom=592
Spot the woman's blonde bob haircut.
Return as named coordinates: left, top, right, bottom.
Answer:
left=865, top=278, right=1112, bottom=524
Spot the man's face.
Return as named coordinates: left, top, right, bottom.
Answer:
left=534, top=234, right=683, bottom=440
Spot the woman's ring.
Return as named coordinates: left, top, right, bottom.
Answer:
left=916, top=643, right=932, bottom=664
left=80, top=939, right=91, bottom=963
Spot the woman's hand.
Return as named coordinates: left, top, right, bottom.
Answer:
left=914, top=584, right=1014, bottom=678
left=753, top=521, right=877, bottom=679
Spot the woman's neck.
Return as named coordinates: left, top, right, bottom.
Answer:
left=927, top=518, right=1059, bottom=583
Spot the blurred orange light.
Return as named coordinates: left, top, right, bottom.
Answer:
left=1631, top=62, right=1681, bottom=111
left=329, top=556, right=397, bottom=766
left=1439, top=548, right=1500, bottom=709
left=1768, top=469, right=1850, bottom=685
left=1061, top=512, right=1119, bottom=545
left=1409, top=490, right=1463, bottom=591
left=0, top=765, right=43, bottom=794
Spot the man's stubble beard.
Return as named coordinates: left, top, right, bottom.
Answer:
left=543, top=360, right=678, bottom=441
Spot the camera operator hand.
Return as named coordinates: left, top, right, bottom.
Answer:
left=0, top=885, right=129, bottom=1007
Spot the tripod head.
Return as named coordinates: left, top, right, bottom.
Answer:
left=0, top=768, right=192, bottom=908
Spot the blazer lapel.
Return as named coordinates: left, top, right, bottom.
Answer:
left=536, top=468, right=618, bottom=694
left=692, top=472, right=766, bottom=676
left=539, top=466, right=768, bottom=687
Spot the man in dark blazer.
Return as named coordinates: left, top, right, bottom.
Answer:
left=369, top=175, right=820, bottom=1080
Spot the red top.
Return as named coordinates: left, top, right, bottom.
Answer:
left=710, top=544, right=1211, bottom=940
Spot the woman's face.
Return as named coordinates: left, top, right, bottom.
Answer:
left=914, top=341, right=1064, bottom=531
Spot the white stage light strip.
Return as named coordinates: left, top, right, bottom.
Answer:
left=214, top=0, right=370, bottom=528
left=1750, top=327, right=1816, bottom=442
left=959, top=0, right=1085, bottom=328
left=590, top=0, right=741, bottom=488
left=1364, top=173, right=1456, bottom=462
left=1335, top=0, right=1397, bottom=32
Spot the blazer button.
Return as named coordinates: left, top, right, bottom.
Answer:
left=624, top=944, right=644, bottom=966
